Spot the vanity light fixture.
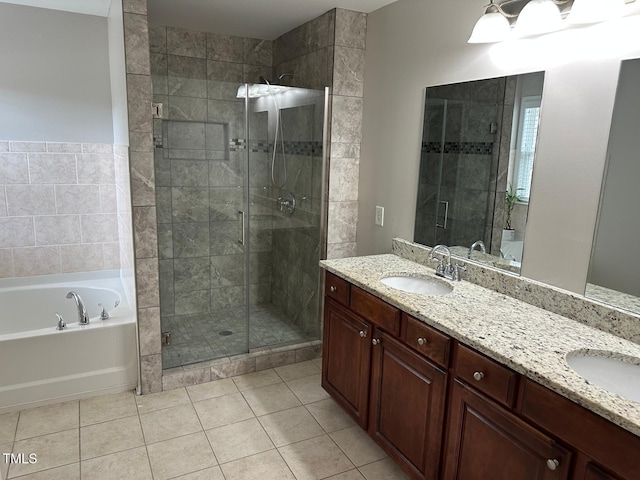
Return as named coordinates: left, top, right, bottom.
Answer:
left=469, top=0, right=636, bottom=43
left=568, top=0, right=626, bottom=24
left=468, top=0, right=514, bottom=43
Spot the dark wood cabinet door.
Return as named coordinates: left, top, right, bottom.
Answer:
left=322, top=298, right=372, bottom=428
left=368, top=329, right=447, bottom=480
left=573, top=461, right=623, bottom=480
left=443, top=380, right=572, bottom=480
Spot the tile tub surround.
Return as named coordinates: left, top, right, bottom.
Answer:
left=392, top=238, right=640, bottom=344
left=320, top=253, right=640, bottom=438
left=0, top=141, right=125, bottom=278
left=0, top=361, right=410, bottom=480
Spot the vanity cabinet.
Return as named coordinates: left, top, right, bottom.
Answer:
left=322, top=272, right=447, bottom=479
left=443, top=344, right=572, bottom=479
left=322, top=297, right=372, bottom=427
left=321, top=271, right=640, bottom=480
left=369, top=327, right=447, bottom=480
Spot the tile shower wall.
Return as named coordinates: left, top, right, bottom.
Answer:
left=273, top=9, right=367, bottom=260
left=0, top=140, right=123, bottom=277
left=148, top=25, right=274, bottom=320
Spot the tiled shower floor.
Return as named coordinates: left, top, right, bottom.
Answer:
left=162, top=303, right=312, bottom=369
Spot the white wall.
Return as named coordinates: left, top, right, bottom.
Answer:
left=359, top=0, right=640, bottom=293
left=0, top=3, right=114, bottom=143
left=107, top=0, right=128, bottom=145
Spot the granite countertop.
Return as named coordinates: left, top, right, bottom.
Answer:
left=321, top=254, right=640, bottom=438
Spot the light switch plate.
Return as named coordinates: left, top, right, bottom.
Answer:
left=375, top=206, right=384, bottom=226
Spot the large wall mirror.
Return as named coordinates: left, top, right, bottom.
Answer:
left=414, top=72, right=545, bottom=274
left=586, top=57, right=640, bottom=314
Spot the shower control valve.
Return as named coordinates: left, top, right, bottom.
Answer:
left=278, top=192, right=296, bottom=214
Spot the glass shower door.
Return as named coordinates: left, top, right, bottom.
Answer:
left=156, top=78, right=327, bottom=370
left=157, top=79, right=250, bottom=368
left=246, top=86, right=326, bottom=349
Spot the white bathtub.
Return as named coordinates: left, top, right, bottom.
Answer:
left=0, top=270, right=138, bottom=413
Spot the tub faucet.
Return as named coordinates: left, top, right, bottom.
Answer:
left=66, top=291, right=89, bottom=325
left=468, top=240, right=486, bottom=259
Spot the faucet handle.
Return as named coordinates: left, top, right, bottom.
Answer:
left=453, top=263, right=467, bottom=281
left=98, top=303, right=109, bottom=321
left=55, top=313, right=66, bottom=331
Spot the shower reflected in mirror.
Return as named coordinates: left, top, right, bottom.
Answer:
left=414, top=72, right=545, bottom=274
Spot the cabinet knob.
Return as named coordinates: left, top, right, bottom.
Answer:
left=329, top=285, right=337, bottom=292
left=372, top=339, right=380, bottom=346
left=417, top=337, right=427, bottom=346
left=473, top=371, right=485, bottom=381
left=359, top=330, right=367, bottom=338
left=546, top=459, right=559, bottom=471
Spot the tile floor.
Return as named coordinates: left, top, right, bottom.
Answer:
left=162, top=303, right=312, bottom=369
left=0, top=359, right=409, bottom=480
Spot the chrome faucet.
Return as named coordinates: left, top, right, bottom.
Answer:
left=429, top=244, right=466, bottom=281
left=468, top=240, right=486, bottom=259
left=66, top=291, right=89, bottom=325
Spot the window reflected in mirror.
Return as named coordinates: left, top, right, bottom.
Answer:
left=586, top=58, right=640, bottom=314
left=414, top=72, right=545, bottom=274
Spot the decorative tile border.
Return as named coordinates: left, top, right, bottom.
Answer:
left=422, top=141, right=494, bottom=155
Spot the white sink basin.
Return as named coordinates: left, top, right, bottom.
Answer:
left=380, top=275, right=453, bottom=296
left=566, top=351, right=640, bottom=403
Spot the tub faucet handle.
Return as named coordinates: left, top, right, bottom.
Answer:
left=55, top=313, right=66, bottom=331
left=98, top=303, right=109, bottom=321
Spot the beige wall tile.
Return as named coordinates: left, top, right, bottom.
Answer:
left=13, top=246, right=59, bottom=276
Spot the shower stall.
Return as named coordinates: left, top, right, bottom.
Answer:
left=154, top=79, right=328, bottom=369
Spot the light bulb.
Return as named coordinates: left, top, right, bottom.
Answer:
left=469, top=11, right=512, bottom=43
left=515, top=0, right=564, bottom=37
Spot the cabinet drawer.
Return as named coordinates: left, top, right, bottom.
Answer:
left=454, top=344, right=518, bottom=408
left=404, top=315, right=451, bottom=368
left=325, top=271, right=350, bottom=306
left=350, top=286, right=401, bottom=336
left=519, top=378, right=640, bottom=480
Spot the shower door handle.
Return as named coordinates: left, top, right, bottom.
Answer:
left=436, top=200, right=449, bottom=229
left=238, top=210, right=246, bottom=246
